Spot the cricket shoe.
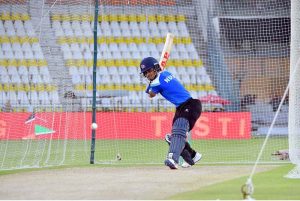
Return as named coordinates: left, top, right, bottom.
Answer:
left=181, top=152, right=202, bottom=168
left=164, top=158, right=178, bottom=169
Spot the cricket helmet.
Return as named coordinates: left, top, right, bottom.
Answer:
left=140, top=57, right=161, bottom=75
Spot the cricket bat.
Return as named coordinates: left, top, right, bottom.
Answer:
left=159, top=32, right=175, bottom=71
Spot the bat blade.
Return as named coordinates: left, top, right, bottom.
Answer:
left=159, top=33, right=175, bottom=70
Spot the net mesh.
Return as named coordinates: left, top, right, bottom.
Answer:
left=0, top=0, right=291, bottom=170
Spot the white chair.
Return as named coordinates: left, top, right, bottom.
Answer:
left=107, top=66, right=118, bottom=76
left=40, top=67, right=50, bottom=77
left=177, top=44, right=187, bottom=53
left=26, top=29, right=36, bottom=37
left=102, top=28, right=112, bottom=36
left=11, top=43, right=21, bottom=51
left=7, top=91, right=18, bottom=105
left=112, top=28, right=122, bottom=37
left=118, top=43, right=128, bottom=52
left=72, top=51, right=83, bottom=59
left=109, top=43, right=119, bottom=52
left=28, top=66, right=39, bottom=75
left=180, top=74, right=191, bottom=85
left=63, top=50, right=73, bottom=60
left=0, top=91, right=7, bottom=105
left=18, top=91, right=29, bottom=105
left=121, top=74, right=131, bottom=84
left=186, top=66, right=196, bottom=75
left=97, top=66, right=109, bottom=76
left=72, top=74, right=82, bottom=84
left=32, top=74, right=43, bottom=84
left=99, top=75, right=111, bottom=84
left=150, top=29, right=160, bottom=37
left=49, top=91, right=60, bottom=104
left=14, top=50, right=24, bottom=59
left=69, top=66, right=79, bottom=75
left=24, top=21, right=34, bottom=31
left=158, top=21, right=168, bottom=32
left=24, top=50, right=34, bottom=59
left=112, top=51, right=122, bottom=59
left=55, top=28, right=64, bottom=37
left=128, top=43, right=138, bottom=52
left=39, top=91, right=50, bottom=105
left=121, top=51, right=131, bottom=59
left=139, top=22, right=148, bottom=31
left=102, top=51, right=113, bottom=59
left=18, top=66, right=28, bottom=76
left=61, top=43, right=71, bottom=52
left=118, top=66, right=128, bottom=75
left=0, top=50, right=4, bottom=59
left=0, top=66, right=7, bottom=75
left=34, top=51, right=44, bottom=59
left=16, top=28, right=27, bottom=36
left=11, top=73, right=22, bottom=84
left=130, top=28, right=140, bottom=37
left=21, top=75, right=29, bottom=84
left=2, top=43, right=12, bottom=52
left=131, top=51, right=141, bottom=59
left=99, top=43, right=109, bottom=52
left=4, top=20, right=14, bottom=30
left=83, top=51, right=93, bottom=60
left=189, top=51, right=199, bottom=60
left=112, top=74, right=121, bottom=85
left=42, top=75, right=52, bottom=84
left=177, top=67, right=187, bottom=76
left=4, top=50, right=14, bottom=59
left=29, top=91, right=39, bottom=105
left=6, top=27, right=16, bottom=37
left=7, top=66, right=19, bottom=76
left=179, top=51, right=190, bottom=59
left=70, top=43, right=80, bottom=52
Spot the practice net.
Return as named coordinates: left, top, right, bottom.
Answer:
left=0, top=0, right=292, bottom=170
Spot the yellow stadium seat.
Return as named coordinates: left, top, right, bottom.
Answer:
left=97, top=36, right=105, bottom=44
left=36, top=84, right=45, bottom=91
left=115, top=36, right=125, bottom=43
left=156, top=14, right=165, bottom=22
left=193, top=60, right=203, bottom=67
left=153, top=37, right=163, bottom=44
left=173, top=37, right=181, bottom=44
left=125, top=37, right=134, bottom=44
left=115, top=59, right=125, bottom=67
left=29, top=37, right=39, bottom=44
left=81, top=15, right=90, bottom=21
left=183, top=59, right=193, bottom=67
left=0, top=36, right=8, bottom=43
left=19, top=36, right=29, bottom=44
left=76, top=59, right=85, bottom=67
left=148, top=15, right=156, bottom=22
left=100, top=15, right=109, bottom=22
left=108, top=15, right=118, bottom=22
left=17, top=59, right=27, bottom=67
left=78, top=36, right=87, bottom=44
left=0, top=84, right=3, bottom=91
left=106, top=36, right=115, bottom=44
left=118, top=14, right=128, bottom=22
left=86, top=60, right=93, bottom=67
left=27, top=59, right=38, bottom=67
left=7, top=59, right=18, bottom=67
left=176, top=15, right=186, bottom=22
left=105, top=59, right=115, bottom=67
left=71, top=14, right=80, bottom=21
left=97, top=60, right=105, bottom=66
left=10, top=36, right=20, bottom=43
left=37, top=59, right=47, bottom=67
left=128, top=14, right=137, bottom=22
left=165, top=15, right=176, bottom=22
left=61, top=15, right=71, bottom=21
left=57, top=37, right=67, bottom=44
left=23, top=84, right=30, bottom=92
left=11, top=13, right=22, bottom=21
left=137, top=15, right=146, bottom=22
left=51, top=14, right=61, bottom=21
left=1, top=12, right=11, bottom=20
left=0, top=59, right=8, bottom=67
left=182, top=37, right=192, bottom=44
left=21, top=13, right=30, bottom=21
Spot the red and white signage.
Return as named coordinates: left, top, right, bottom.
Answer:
left=0, top=112, right=251, bottom=140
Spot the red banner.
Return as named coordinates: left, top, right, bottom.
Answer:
left=0, top=112, right=251, bottom=140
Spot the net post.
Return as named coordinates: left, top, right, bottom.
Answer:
left=90, top=0, right=99, bottom=165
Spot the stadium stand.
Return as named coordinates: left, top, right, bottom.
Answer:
left=0, top=11, right=60, bottom=111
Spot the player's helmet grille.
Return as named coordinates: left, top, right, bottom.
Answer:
left=140, top=57, right=161, bottom=75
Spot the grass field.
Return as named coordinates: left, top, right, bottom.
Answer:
left=168, top=164, right=299, bottom=200
left=0, top=136, right=289, bottom=170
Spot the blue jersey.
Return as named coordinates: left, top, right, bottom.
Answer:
left=149, top=70, right=191, bottom=107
